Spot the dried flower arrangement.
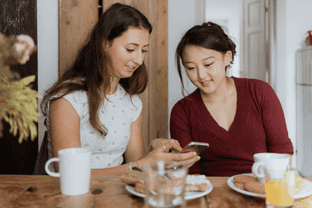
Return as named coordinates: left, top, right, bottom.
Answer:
left=0, top=32, right=39, bottom=143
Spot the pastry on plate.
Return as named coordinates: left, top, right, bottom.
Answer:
left=185, top=175, right=209, bottom=192
left=120, top=170, right=144, bottom=185
left=185, top=183, right=209, bottom=192
left=244, top=181, right=265, bottom=194
left=295, top=176, right=306, bottom=194
left=233, top=175, right=257, bottom=184
left=121, top=172, right=210, bottom=194
left=232, top=174, right=307, bottom=196
left=232, top=174, right=265, bottom=194
left=234, top=182, right=245, bottom=190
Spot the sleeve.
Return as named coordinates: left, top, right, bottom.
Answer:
left=62, top=91, right=88, bottom=119
left=170, top=101, right=201, bottom=174
left=130, top=94, right=143, bottom=122
left=255, top=81, right=294, bottom=155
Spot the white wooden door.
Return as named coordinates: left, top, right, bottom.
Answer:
left=242, top=0, right=267, bottom=82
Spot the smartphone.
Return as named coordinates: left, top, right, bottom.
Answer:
left=181, top=142, right=209, bottom=155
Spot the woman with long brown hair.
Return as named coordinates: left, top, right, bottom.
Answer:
left=42, top=3, right=199, bottom=175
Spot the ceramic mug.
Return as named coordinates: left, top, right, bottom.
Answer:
left=252, top=153, right=290, bottom=184
left=45, top=148, right=92, bottom=195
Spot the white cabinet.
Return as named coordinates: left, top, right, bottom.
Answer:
left=296, top=46, right=312, bottom=177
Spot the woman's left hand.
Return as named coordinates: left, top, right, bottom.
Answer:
left=141, top=140, right=200, bottom=169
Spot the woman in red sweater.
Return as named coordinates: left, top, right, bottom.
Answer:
left=170, top=22, right=294, bottom=176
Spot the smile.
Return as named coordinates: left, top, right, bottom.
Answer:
left=126, top=65, right=136, bottom=70
left=200, top=80, right=211, bottom=86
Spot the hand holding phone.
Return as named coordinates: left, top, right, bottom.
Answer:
left=181, top=142, right=209, bottom=155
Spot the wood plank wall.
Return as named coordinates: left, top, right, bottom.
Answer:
left=59, top=0, right=168, bottom=151
left=59, top=0, right=98, bottom=77
left=155, top=0, right=168, bottom=142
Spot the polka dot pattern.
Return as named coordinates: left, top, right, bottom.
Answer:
left=46, top=84, right=142, bottom=169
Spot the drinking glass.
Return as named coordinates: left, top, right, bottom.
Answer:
left=264, top=168, right=296, bottom=208
left=143, top=161, right=189, bottom=208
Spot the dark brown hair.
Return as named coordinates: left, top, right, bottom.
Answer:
left=175, top=21, right=236, bottom=96
left=42, top=3, right=152, bottom=136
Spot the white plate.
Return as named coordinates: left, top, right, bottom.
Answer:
left=125, top=180, right=213, bottom=200
left=227, top=173, right=312, bottom=199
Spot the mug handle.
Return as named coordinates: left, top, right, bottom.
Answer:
left=252, top=162, right=265, bottom=178
left=45, top=158, right=60, bottom=177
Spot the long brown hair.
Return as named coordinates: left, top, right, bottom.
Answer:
left=42, top=3, right=152, bottom=136
left=175, top=21, right=236, bottom=97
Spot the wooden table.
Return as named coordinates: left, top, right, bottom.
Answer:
left=0, top=175, right=311, bottom=208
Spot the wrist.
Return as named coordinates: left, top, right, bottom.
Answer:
left=136, top=160, right=140, bottom=170
left=137, top=158, right=147, bottom=170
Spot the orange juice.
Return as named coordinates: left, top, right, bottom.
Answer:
left=265, top=179, right=295, bottom=206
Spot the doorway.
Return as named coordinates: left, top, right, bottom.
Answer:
left=205, top=0, right=274, bottom=84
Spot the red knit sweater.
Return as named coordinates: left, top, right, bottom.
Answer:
left=170, top=77, right=294, bottom=176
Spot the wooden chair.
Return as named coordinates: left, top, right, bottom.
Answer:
left=32, top=131, right=49, bottom=175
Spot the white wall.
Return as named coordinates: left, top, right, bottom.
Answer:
left=205, top=0, right=242, bottom=77
left=37, top=0, right=59, bottom=148
left=275, top=0, right=312, bottom=168
left=168, top=0, right=198, bottom=137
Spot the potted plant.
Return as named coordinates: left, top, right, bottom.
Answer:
left=0, top=32, right=39, bottom=143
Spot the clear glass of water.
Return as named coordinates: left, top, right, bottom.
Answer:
left=143, top=161, right=189, bottom=208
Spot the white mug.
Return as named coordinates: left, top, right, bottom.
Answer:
left=252, top=153, right=289, bottom=184
left=45, top=148, right=92, bottom=196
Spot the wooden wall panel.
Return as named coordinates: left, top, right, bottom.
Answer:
left=146, top=0, right=157, bottom=150
left=59, top=0, right=98, bottom=76
left=156, top=0, right=168, bottom=139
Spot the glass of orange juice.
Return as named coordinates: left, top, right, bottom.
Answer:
left=264, top=169, right=296, bottom=208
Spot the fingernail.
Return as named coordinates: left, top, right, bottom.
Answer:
left=197, top=156, right=201, bottom=160
left=193, top=152, right=197, bottom=156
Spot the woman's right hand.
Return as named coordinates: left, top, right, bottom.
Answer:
left=139, top=139, right=200, bottom=169
left=148, top=138, right=183, bottom=153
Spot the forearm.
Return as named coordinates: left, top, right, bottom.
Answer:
left=91, top=142, right=200, bottom=176
left=91, top=164, right=131, bottom=176
left=91, top=158, right=148, bottom=176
